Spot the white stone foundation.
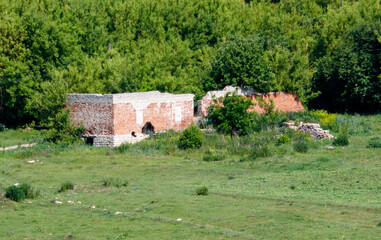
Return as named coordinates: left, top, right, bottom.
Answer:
left=88, top=134, right=150, bottom=147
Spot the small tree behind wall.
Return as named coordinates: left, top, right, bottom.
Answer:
left=46, top=108, right=85, bottom=144
left=209, top=94, right=255, bottom=136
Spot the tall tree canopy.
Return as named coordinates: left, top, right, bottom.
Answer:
left=312, top=22, right=381, bottom=113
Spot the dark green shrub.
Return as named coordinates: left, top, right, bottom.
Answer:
left=19, top=183, right=40, bottom=199
left=102, top=178, right=128, bottom=188
left=203, top=149, right=227, bottom=162
left=5, top=183, right=39, bottom=202
left=367, top=137, right=381, bottom=148
left=59, top=182, right=74, bottom=192
left=5, top=186, right=26, bottom=202
left=46, top=108, right=85, bottom=144
left=276, top=135, right=290, bottom=146
left=177, top=125, right=203, bottom=149
left=333, top=132, right=349, bottom=146
left=196, top=186, right=208, bottom=196
left=293, top=141, right=309, bottom=153
left=209, top=94, right=255, bottom=136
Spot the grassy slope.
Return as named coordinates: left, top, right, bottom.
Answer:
left=0, top=129, right=44, bottom=148
left=0, top=116, right=380, bottom=239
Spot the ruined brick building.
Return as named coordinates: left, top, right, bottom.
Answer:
left=67, top=91, right=194, bottom=147
left=67, top=86, right=304, bottom=147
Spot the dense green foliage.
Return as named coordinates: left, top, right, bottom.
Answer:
left=312, top=22, right=381, bottom=112
left=195, top=186, right=209, bottom=196
left=209, top=94, right=254, bottom=136
left=207, top=35, right=275, bottom=92
left=5, top=183, right=39, bottom=202
left=209, top=94, right=287, bottom=135
left=276, top=135, right=290, bottom=145
left=45, top=108, right=85, bottom=144
left=177, top=125, right=203, bottom=149
left=1, top=0, right=380, bottom=126
left=5, top=186, right=25, bottom=202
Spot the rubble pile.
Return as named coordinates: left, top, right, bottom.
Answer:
left=283, top=121, right=334, bottom=140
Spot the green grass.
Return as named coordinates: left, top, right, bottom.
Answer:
left=0, top=115, right=380, bottom=239
left=0, top=129, right=45, bottom=148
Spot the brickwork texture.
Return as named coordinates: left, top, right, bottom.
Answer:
left=197, top=87, right=305, bottom=117
left=67, top=91, right=194, bottom=147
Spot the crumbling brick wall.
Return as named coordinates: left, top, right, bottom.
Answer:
left=67, top=94, right=114, bottom=135
left=248, top=92, right=305, bottom=114
left=197, top=87, right=304, bottom=117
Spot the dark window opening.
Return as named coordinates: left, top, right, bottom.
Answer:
left=142, top=122, right=155, bottom=134
left=131, top=131, right=137, bottom=137
left=85, top=136, right=96, bottom=145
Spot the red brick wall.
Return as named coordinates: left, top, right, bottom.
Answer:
left=113, top=103, right=137, bottom=135
left=69, top=102, right=114, bottom=135
left=113, top=100, right=194, bottom=135
left=249, top=92, right=305, bottom=114
left=144, top=102, right=173, bottom=132
left=197, top=92, right=304, bottom=117
left=170, top=101, right=194, bottom=131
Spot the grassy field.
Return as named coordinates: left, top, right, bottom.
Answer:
left=0, top=115, right=380, bottom=239
left=0, top=129, right=44, bottom=148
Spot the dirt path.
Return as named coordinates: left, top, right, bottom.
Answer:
left=0, top=143, right=37, bottom=151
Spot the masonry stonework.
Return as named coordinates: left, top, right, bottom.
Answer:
left=67, top=91, right=194, bottom=147
left=197, top=86, right=304, bottom=117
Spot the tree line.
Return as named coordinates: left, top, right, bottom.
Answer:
left=0, top=0, right=380, bottom=126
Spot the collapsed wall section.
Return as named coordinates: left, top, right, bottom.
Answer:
left=248, top=92, right=305, bottom=114
left=197, top=86, right=305, bottom=117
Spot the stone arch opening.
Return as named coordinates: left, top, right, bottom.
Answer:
left=142, top=122, right=155, bottom=134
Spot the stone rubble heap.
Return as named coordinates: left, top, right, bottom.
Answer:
left=283, top=121, right=334, bottom=140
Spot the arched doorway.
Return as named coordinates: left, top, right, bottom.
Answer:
left=142, top=122, right=155, bottom=134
